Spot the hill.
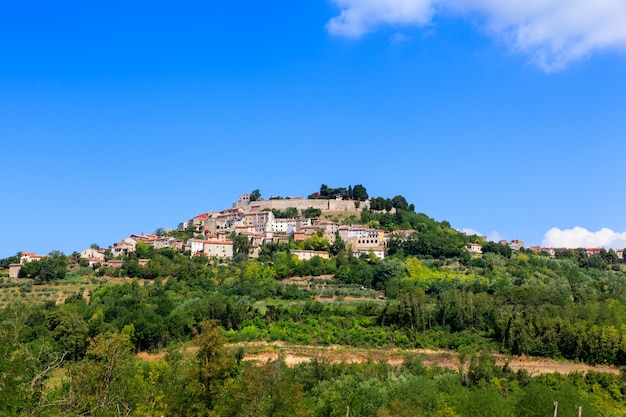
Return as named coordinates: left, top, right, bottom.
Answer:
left=2, top=187, right=626, bottom=416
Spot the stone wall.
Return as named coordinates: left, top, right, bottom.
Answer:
left=235, top=196, right=370, bottom=213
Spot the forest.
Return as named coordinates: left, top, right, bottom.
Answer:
left=2, top=203, right=626, bottom=416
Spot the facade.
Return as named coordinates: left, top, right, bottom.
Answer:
left=20, top=252, right=46, bottom=263
left=104, top=260, right=123, bottom=268
left=243, top=211, right=275, bottom=234
left=500, top=239, right=524, bottom=251
left=338, top=226, right=384, bottom=248
left=311, top=219, right=339, bottom=243
left=188, top=238, right=234, bottom=259
left=293, top=231, right=306, bottom=241
left=467, top=242, right=483, bottom=254
left=111, top=237, right=137, bottom=256
left=290, top=250, right=330, bottom=261
left=585, top=248, right=603, bottom=257
left=81, top=248, right=106, bottom=261
left=352, top=247, right=385, bottom=260
left=338, top=226, right=386, bottom=260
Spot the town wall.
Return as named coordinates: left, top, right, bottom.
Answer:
left=235, top=195, right=370, bottom=213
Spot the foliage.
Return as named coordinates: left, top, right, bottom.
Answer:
left=309, top=183, right=368, bottom=200
left=19, top=254, right=68, bottom=282
left=250, top=189, right=261, bottom=201
left=303, top=207, right=322, bottom=218
left=0, top=253, right=20, bottom=268
left=273, top=207, right=299, bottom=218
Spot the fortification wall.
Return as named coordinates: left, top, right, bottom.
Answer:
left=236, top=197, right=369, bottom=213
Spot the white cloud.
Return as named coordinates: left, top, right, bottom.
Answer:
left=486, top=231, right=504, bottom=243
left=460, top=227, right=482, bottom=236
left=460, top=228, right=504, bottom=242
left=541, top=226, right=626, bottom=249
left=327, top=0, right=626, bottom=70
left=326, top=0, right=436, bottom=38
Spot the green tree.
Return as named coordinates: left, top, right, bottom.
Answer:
left=215, top=359, right=313, bottom=417
left=370, top=197, right=386, bottom=211
left=19, top=255, right=67, bottom=282
left=352, top=184, right=368, bottom=201
left=330, top=232, right=346, bottom=256
left=392, top=195, right=409, bottom=210
left=187, top=321, right=237, bottom=411
left=62, top=332, right=139, bottom=416
left=250, top=189, right=261, bottom=201
left=0, top=253, right=20, bottom=268
left=232, top=233, right=252, bottom=261
left=273, top=207, right=299, bottom=219
left=302, top=207, right=322, bottom=218
left=45, top=307, right=89, bottom=360
left=373, top=258, right=406, bottom=291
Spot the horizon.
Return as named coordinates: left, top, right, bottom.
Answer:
left=1, top=2, right=625, bottom=258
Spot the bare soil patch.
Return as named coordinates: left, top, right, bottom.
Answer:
left=234, top=342, right=619, bottom=376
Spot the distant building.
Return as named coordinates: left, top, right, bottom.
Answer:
left=81, top=248, right=105, bottom=262
left=467, top=242, right=483, bottom=254
left=20, top=252, right=47, bottom=263
left=188, top=238, right=234, bottom=259
left=499, top=239, right=524, bottom=251
left=9, top=264, right=22, bottom=279
left=585, top=248, right=603, bottom=257
left=338, top=226, right=385, bottom=259
left=290, top=250, right=330, bottom=261
left=111, top=237, right=137, bottom=256
left=528, top=246, right=556, bottom=257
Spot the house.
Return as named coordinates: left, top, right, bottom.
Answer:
left=528, top=246, right=556, bottom=257
left=111, top=237, right=137, bottom=256
left=338, top=226, right=386, bottom=260
left=467, top=242, right=483, bottom=254
left=243, top=211, right=275, bottom=234
left=105, top=260, right=123, bottom=268
left=86, top=258, right=103, bottom=267
left=272, top=218, right=299, bottom=234
left=585, top=248, right=603, bottom=257
left=352, top=247, right=385, bottom=260
left=188, top=238, right=234, bottom=259
left=191, top=213, right=209, bottom=232
left=499, top=239, right=524, bottom=251
left=290, top=250, right=330, bottom=261
left=81, top=248, right=105, bottom=262
left=20, top=251, right=47, bottom=263
left=309, top=219, right=339, bottom=243
left=338, top=226, right=384, bottom=248
left=271, top=234, right=290, bottom=245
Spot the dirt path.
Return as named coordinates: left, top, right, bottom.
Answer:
left=135, top=341, right=620, bottom=376
left=235, top=342, right=620, bottom=376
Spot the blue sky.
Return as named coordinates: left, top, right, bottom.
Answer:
left=2, top=1, right=626, bottom=258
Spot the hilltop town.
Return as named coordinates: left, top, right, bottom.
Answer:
left=8, top=185, right=624, bottom=279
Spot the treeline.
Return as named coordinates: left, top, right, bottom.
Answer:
left=308, top=183, right=369, bottom=200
